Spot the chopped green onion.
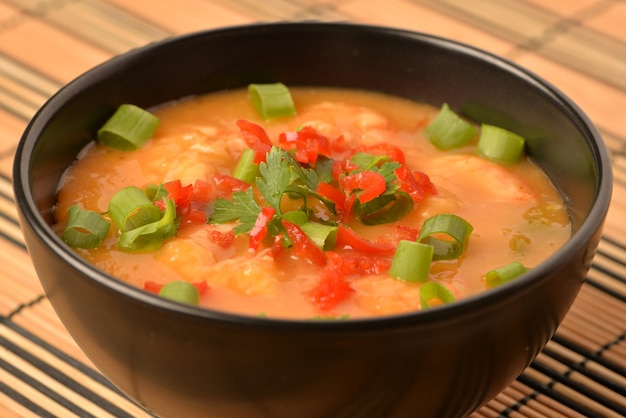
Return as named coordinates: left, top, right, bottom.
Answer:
left=118, top=197, right=177, bottom=251
left=144, top=183, right=169, bottom=202
left=477, top=124, right=525, bottom=164
left=426, top=103, right=477, bottom=149
left=233, top=148, right=260, bottom=184
left=62, top=205, right=110, bottom=249
left=97, top=104, right=160, bottom=151
left=281, top=210, right=309, bottom=225
left=356, top=191, right=414, bottom=225
left=420, top=282, right=456, bottom=309
left=108, top=186, right=162, bottom=232
left=486, top=261, right=528, bottom=287
left=389, top=240, right=433, bottom=282
left=301, top=222, right=338, bottom=250
left=248, top=83, right=296, bottom=120
left=158, top=281, right=200, bottom=305
left=417, top=214, right=473, bottom=261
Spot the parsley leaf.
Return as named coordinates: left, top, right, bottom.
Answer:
left=256, top=147, right=299, bottom=214
left=209, top=188, right=260, bottom=234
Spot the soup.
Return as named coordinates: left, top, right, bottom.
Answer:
left=54, top=87, right=571, bottom=319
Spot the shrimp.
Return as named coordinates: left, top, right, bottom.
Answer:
left=210, top=251, right=283, bottom=297
left=295, top=102, right=392, bottom=147
left=425, top=154, right=536, bottom=202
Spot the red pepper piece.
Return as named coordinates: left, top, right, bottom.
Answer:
left=335, top=224, right=395, bottom=255
left=249, top=206, right=275, bottom=251
left=281, top=220, right=327, bottom=266
left=395, top=166, right=437, bottom=202
left=355, top=143, right=406, bottom=164
left=236, top=119, right=273, bottom=163
left=209, top=229, right=235, bottom=248
left=309, top=267, right=354, bottom=311
left=192, top=179, right=212, bottom=202
left=339, top=170, right=386, bottom=203
left=192, top=280, right=209, bottom=295
left=143, top=281, right=163, bottom=294
left=279, top=126, right=331, bottom=167
left=326, top=251, right=391, bottom=276
left=316, top=181, right=345, bottom=212
left=213, top=173, right=251, bottom=197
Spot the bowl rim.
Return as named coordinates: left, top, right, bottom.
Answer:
left=13, top=21, right=613, bottom=330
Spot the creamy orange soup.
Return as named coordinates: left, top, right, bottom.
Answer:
left=55, top=88, right=571, bottom=319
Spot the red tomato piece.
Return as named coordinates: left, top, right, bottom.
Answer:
left=281, top=220, right=327, bottom=266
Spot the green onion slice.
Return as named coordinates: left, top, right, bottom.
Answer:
left=281, top=210, right=309, bottom=226
left=356, top=191, right=414, bottom=225
left=426, top=103, right=477, bottom=149
left=417, top=214, right=473, bottom=260
left=97, top=104, right=160, bottom=151
left=420, top=282, right=456, bottom=309
left=301, top=222, right=338, bottom=250
left=390, top=240, right=433, bottom=282
left=62, top=205, right=110, bottom=249
left=108, top=186, right=162, bottom=232
left=118, top=197, right=177, bottom=251
left=158, top=280, right=200, bottom=305
left=485, top=261, right=528, bottom=287
left=248, top=83, right=296, bottom=120
left=233, top=148, right=260, bottom=184
left=477, top=124, right=525, bottom=164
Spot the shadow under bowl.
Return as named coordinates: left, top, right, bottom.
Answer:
left=13, top=23, right=612, bottom=418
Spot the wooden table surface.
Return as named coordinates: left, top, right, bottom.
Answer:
left=1, top=1, right=625, bottom=417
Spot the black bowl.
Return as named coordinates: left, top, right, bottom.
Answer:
left=13, top=23, right=612, bottom=418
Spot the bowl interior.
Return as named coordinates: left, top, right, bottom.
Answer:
left=17, top=22, right=611, bottom=317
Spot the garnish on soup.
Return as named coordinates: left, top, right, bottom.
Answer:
left=55, top=85, right=571, bottom=319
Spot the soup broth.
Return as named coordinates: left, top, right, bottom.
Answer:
left=55, top=87, right=571, bottom=319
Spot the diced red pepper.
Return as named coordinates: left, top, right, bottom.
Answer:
left=316, top=181, right=345, bottom=212
left=281, top=220, right=327, bottom=266
left=192, top=280, right=209, bottom=295
left=192, top=179, right=212, bottom=202
left=249, top=206, right=275, bottom=251
left=270, top=234, right=284, bottom=258
left=209, top=229, right=235, bottom=248
left=354, top=143, right=406, bottom=164
left=335, top=224, right=395, bottom=255
left=279, top=126, right=331, bottom=167
left=213, top=173, right=251, bottom=197
left=236, top=119, right=273, bottom=163
left=309, top=267, right=354, bottom=311
left=339, top=170, right=386, bottom=203
left=163, top=179, right=210, bottom=224
left=395, top=166, right=437, bottom=202
left=330, top=134, right=349, bottom=154
left=144, top=280, right=163, bottom=294
left=326, top=251, right=392, bottom=276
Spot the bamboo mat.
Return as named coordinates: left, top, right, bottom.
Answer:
left=0, top=0, right=625, bottom=417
